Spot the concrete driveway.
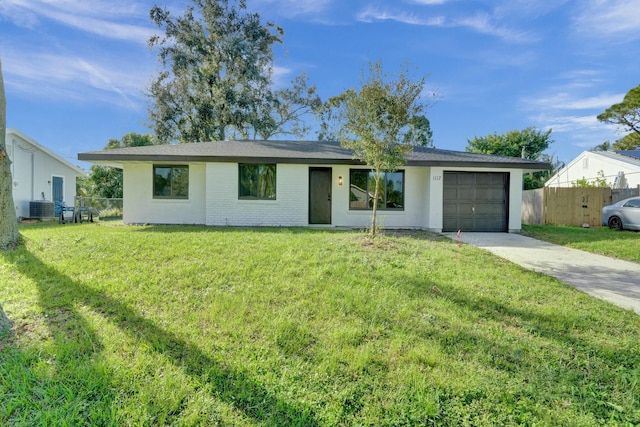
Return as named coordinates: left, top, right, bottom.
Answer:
left=447, top=232, right=640, bottom=315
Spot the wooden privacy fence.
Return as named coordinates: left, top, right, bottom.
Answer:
left=522, top=187, right=640, bottom=227
left=544, top=188, right=608, bottom=227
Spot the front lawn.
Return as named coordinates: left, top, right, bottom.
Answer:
left=1, top=224, right=639, bottom=426
left=523, top=224, right=640, bottom=263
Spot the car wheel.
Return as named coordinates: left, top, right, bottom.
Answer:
left=608, top=216, right=623, bottom=230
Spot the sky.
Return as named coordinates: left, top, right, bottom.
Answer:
left=1, top=0, right=639, bottom=171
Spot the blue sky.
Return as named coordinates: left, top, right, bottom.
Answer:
left=1, top=0, right=639, bottom=171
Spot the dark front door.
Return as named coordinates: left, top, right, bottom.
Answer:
left=443, top=172, right=508, bottom=232
left=309, top=168, right=332, bottom=224
left=52, top=176, right=64, bottom=217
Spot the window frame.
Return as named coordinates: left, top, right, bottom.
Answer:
left=238, top=163, right=277, bottom=200
left=623, top=199, right=640, bottom=208
left=153, top=165, right=189, bottom=200
left=348, top=169, right=405, bottom=211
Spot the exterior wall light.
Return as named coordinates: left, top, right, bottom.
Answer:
left=338, top=176, right=343, bottom=186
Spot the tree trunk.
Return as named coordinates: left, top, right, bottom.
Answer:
left=0, top=302, right=13, bottom=335
left=370, top=170, right=381, bottom=237
left=0, top=56, right=20, bottom=249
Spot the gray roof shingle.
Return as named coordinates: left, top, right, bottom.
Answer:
left=595, top=150, right=640, bottom=168
left=615, top=150, right=640, bottom=161
left=78, top=140, right=548, bottom=170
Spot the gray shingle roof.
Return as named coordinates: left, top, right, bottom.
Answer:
left=595, top=150, right=640, bottom=168
left=78, top=140, right=548, bottom=170
left=615, top=150, right=640, bottom=161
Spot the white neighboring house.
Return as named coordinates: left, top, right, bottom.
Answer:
left=545, top=150, right=640, bottom=189
left=6, top=128, right=86, bottom=219
left=79, top=140, right=547, bottom=233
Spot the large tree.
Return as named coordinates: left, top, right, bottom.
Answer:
left=613, top=132, right=640, bottom=150
left=251, top=73, right=322, bottom=140
left=0, top=56, right=20, bottom=249
left=148, top=0, right=316, bottom=143
left=597, top=84, right=640, bottom=137
left=592, top=141, right=612, bottom=151
left=332, top=61, right=431, bottom=237
left=318, top=91, right=433, bottom=146
left=79, top=133, right=158, bottom=199
left=592, top=133, right=640, bottom=151
left=466, top=127, right=553, bottom=189
left=466, top=127, right=552, bottom=159
left=532, top=153, right=564, bottom=188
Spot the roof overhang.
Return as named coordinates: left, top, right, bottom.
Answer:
left=78, top=153, right=549, bottom=170
left=9, top=128, right=87, bottom=176
left=78, top=140, right=550, bottom=171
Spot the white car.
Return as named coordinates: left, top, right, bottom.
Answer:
left=602, top=196, right=640, bottom=231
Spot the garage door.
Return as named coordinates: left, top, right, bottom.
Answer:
left=443, top=172, right=508, bottom=232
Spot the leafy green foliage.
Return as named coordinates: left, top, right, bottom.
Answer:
left=1, top=224, right=639, bottom=425
left=255, top=72, right=322, bottom=140
left=148, top=0, right=317, bottom=143
left=403, top=114, right=433, bottom=147
left=597, top=84, right=640, bottom=136
left=82, top=165, right=123, bottom=198
left=592, top=133, right=640, bottom=152
left=592, top=140, right=612, bottom=151
left=466, top=127, right=552, bottom=159
left=522, top=152, right=565, bottom=189
left=148, top=0, right=282, bottom=142
left=613, top=132, right=640, bottom=150
left=104, top=133, right=158, bottom=149
left=571, top=170, right=609, bottom=188
left=78, top=133, right=158, bottom=199
left=466, top=127, right=554, bottom=189
left=330, top=60, right=432, bottom=235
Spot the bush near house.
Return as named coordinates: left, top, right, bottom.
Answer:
left=1, top=224, right=639, bottom=425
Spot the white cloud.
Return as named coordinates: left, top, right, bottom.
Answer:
left=530, top=111, right=622, bottom=155
left=493, top=0, right=570, bottom=19
left=0, top=0, right=153, bottom=44
left=522, top=86, right=624, bottom=153
left=248, top=0, right=334, bottom=18
left=409, top=0, right=449, bottom=5
left=533, top=113, right=600, bottom=132
left=0, top=0, right=39, bottom=28
left=357, top=7, right=445, bottom=26
left=574, top=0, right=640, bottom=40
left=523, top=92, right=625, bottom=111
left=454, top=13, right=536, bottom=43
left=271, top=65, right=294, bottom=88
left=3, top=48, right=152, bottom=109
left=48, top=11, right=154, bottom=43
left=356, top=6, right=534, bottom=43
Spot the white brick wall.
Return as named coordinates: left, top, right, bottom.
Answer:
left=123, top=163, right=206, bottom=224
left=331, top=165, right=428, bottom=229
left=206, top=163, right=308, bottom=226
left=121, top=161, right=525, bottom=232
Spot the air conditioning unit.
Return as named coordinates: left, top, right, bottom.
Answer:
left=29, top=201, right=55, bottom=218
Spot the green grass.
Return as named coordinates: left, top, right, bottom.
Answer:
left=1, top=223, right=639, bottom=426
left=523, top=224, right=640, bottom=263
